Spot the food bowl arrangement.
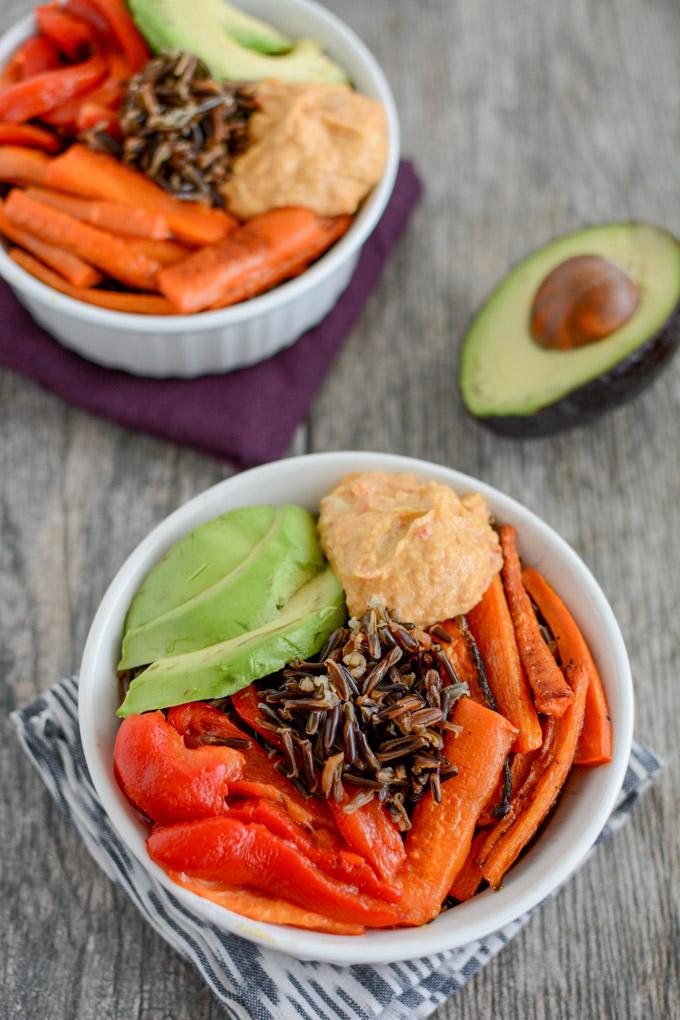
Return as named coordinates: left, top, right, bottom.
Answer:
left=79, top=451, right=633, bottom=965
left=0, top=0, right=399, bottom=376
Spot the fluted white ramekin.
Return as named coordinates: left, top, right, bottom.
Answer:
left=0, top=0, right=399, bottom=377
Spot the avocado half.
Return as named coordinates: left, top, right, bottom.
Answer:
left=459, top=223, right=680, bottom=437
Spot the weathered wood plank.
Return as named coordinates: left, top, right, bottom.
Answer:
left=2, top=0, right=679, bottom=1017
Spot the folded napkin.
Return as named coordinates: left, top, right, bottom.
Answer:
left=13, top=676, right=661, bottom=1020
left=0, top=162, right=421, bottom=468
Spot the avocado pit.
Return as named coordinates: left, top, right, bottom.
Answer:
left=530, top=254, right=640, bottom=351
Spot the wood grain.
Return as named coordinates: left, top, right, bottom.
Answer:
left=2, top=0, right=679, bottom=1017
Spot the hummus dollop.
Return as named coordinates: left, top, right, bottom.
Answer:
left=318, top=472, right=502, bottom=626
left=222, top=80, right=388, bottom=219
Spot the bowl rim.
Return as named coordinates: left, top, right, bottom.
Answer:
left=0, top=0, right=400, bottom=331
left=78, top=451, right=634, bottom=965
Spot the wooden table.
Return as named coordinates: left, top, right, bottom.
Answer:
left=2, top=0, right=679, bottom=1016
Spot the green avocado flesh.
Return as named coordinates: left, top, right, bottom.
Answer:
left=129, top=0, right=349, bottom=83
left=117, top=567, right=346, bottom=716
left=460, top=223, right=680, bottom=418
left=119, top=505, right=324, bottom=669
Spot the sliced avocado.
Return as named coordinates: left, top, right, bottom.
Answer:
left=119, top=504, right=324, bottom=669
left=208, top=0, right=291, bottom=54
left=128, top=0, right=349, bottom=84
left=117, top=567, right=346, bottom=716
left=459, top=223, right=680, bottom=436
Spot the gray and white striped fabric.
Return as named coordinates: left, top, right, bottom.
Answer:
left=12, top=676, right=662, bottom=1020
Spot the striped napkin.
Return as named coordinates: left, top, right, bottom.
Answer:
left=12, top=676, right=662, bottom=1020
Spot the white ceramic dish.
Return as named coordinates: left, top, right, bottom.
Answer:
left=79, top=451, right=634, bottom=965
left=0, top=1, right=399, bottom=377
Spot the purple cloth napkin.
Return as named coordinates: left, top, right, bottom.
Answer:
left=0, top=161, right=420, bottom=467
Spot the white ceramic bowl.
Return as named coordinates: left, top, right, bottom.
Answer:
left=79, top=452, right=634, bottom=964
left=0, top=2, right=399, bottom=377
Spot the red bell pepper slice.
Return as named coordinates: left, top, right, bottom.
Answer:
left=114, top=711, right=244, bottom=825
left=36, top=5, right=94, bottom=61
left=167, top=702, right=332, bottom=830
left=8, top=35, right=61, bottom=80
left=230, top=684, right=283, bottom=747
left=65, top=0, right=149, bottom=72
left=329, top=796, right=407, bottom=881
left=147, top=816, right=401, bottom=928
left=0, top=55, right=106, bottom=124
left=0, top=122, right=60, bottom=152
left=229, top=799, right=402, bottom=903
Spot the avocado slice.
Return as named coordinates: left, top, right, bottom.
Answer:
left=459, top=223, right=680, bottom=436
left=117, top=567, right=346, bottom=716
left=128, top=0, right=349, bottom=84
left=119, top=504, right=324, bottom=669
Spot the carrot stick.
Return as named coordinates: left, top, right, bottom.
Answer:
left=448, top=829, right=488, bottom=902
left=438, top=617, right=489, bottom=704
left=158, top=208, right=352, bottom=314
left=165, top=871, right=364, bottom=936
left=476, top=747, right=540, bottom=827
left=5, top=189, right=159, bottom=290
left=128, top=238, right=191, bottom=267
left=499, top=525, right=574, bottom=717
left=522, top=567, right=612, bottom=766
left=23, top=187, right=170, bottom=239
left=9, top=248, right=174, bottom=314
left=45, top=144, right=235, bottom=245
left=478, top=659, right=589, bottom=888
left=0, top=202, right=101, bottom=287
left=397, top=697, right=517, bottom=924
left=0, top=146, right=50, bottom=185
left=467, top=575, right=543, bottom=753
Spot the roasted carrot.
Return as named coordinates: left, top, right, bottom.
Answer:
left=467, top=574, right=542, bottom=753
left=45, top=144, right=235, bottom=245
left=0, top=123, right=60, bottom=152
left=9, top=248, right=173, bottom=314
left=158, top=208, right=353, bottom=314
left=478, top=659, right=589, bottom=889
left=397, top=697, right=517, bottom=924
left=24, top=187, right=170, bottom=239
left=522, top=567, right=612, bottom=766
left=438, top=616, right=494, bottom=705
left=0, top=202, right=101, bottom=287
left=476, top=746, right=541, bottom=827
left=128, top=238, right=191, bottom=267
left=0, top=146, right=50, bottom=185
left=166, top=871, right=364, bottom=935
left=448, top=829, right=488, bottom=902
left=329, top=796, right=407, bottom=882
left=499, top=525, right=574, bottom=717
left=5, top=189, right=159, bottom=290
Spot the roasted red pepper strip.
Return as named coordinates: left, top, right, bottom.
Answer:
left=10, top=35, right=62, bottom=79
left=229, top=799, right=402, bottom=903
left=0, top=122, right=60, bottom=152
left=114, top=711, right=244, bottom=825
left=329, top=796, right=407, bottom=881
left=397, top=697, right=518, bottom=924
left=65, top=0, right=148, bottom=71
left=230, top=684, right=283, bottom=747
left=36, top=5, right=94, bottom=61
left=147, top=816, right=401, bottom=928
left=167, top=702, right=332, bottom=830
left=0, top=55, right=106, bottom=123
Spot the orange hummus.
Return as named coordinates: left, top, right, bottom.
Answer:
left=222, top=80, right=388, bottom=219
left=318, top=472, right=502, bottom=626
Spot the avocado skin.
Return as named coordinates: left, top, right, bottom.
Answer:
left=467, top=302, right=680, bottom=438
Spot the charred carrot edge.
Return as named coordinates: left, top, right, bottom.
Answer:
left=0, top=202, right=101, bottom=287
left=479, top=660, right=589, bottom=888
left=167, top=871, right=365, bottom=936
left=44, top=144, right=235, bottom=245
left=24, top=186, right=171, bottom=240
left=9, top=248, right=174, bottom=314
left=499, top=526, right=574, bottom=717
left=5, top=188, right=160, bottom=290
left=397, top=697, right=517, bottom=925
left=0, top=145, right=50, bottom=185
left=476, top=748, right=540, bottom=828
left=522, top=567, right=612, bottom=767
left=448, top=828, right=488, bottom=902
left=467, top=574, right=543, bottom=753
left=439, top=618, right=488, bottom=704
left=158, top=208, right=353, bottom=314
